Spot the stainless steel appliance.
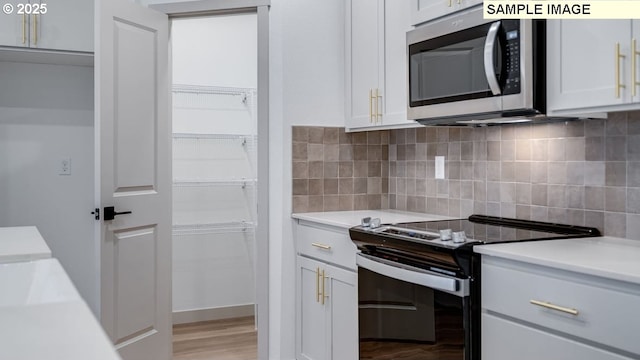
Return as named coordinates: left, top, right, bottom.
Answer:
left=407, top=6, right=548, bottom=126
left=349, top=215, right=600, bottom=360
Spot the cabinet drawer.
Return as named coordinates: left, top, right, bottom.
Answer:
left=295, top=221, right=357, bottom=270
left=482, top=313, right=632, bottom=360
left=482, top=258, right=640, bottom=356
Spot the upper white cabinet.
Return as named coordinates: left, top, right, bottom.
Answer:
left=410, top=0, right=482, bottom=26
left=0, top=0, right=93, bottom=53
left=345, top=0, right=419, bottom=131
left=547, top=20, right=640, bottom=116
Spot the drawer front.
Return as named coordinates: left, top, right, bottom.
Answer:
left=295, top=221, right=357, bottom=270
left=482, top=313, right=632, bottom=360
left=482, top=258, right=640, bottom=355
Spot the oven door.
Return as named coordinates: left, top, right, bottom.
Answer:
left=357, top=253, right=471, bottom=360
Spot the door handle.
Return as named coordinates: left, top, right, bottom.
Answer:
left=103, top=206, right=132, bottom=221
left=484, top=21, right=502, bottom=96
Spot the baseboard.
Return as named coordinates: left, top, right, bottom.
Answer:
left=173, top=304, right=255, bottom=325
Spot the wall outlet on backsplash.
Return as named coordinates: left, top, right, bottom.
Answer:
left=435, top=156, right=445, bottom=179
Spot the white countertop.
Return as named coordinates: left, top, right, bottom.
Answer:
left=292, top=210, right=454, bottom=229
left=0, top=259, right=121, bottom=360
left=0, top=226, right=51, bottom=263
left=0, top=301, right=121, bottom=360
left=475, top=236, right=640, bottom=285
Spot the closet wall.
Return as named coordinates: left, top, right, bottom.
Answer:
left=171, top=14, right=258, bottom=322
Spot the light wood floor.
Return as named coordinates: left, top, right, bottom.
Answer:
left=173, top=316, right=257, bottom=360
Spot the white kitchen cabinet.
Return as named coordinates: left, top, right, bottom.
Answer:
left=295, top=221, right=358, bottom=360
left=345, top=0, right=419, bottom=131
left=410, top=0, right=482, bottom=26
left=547, top=20, right=640, bottom=116
left=0, top=0, right=92, bottom=52
left=481, top=255, right=640, bottom=360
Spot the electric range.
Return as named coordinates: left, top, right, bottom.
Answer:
left=349, top=215, right=600, bottom=360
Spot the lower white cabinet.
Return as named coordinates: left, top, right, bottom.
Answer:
left=482, top=313, right=631, bottom=360
left=295, top=221, right=358, bottom=360
left=297, top=256, right=358, bottom=360
left=481, top=256, right=640, bottom=360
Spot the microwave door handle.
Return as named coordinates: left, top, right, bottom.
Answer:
left=484, top=21, right=502, bottom=96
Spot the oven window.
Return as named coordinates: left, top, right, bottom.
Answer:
left=409, top=22, right=503, bottom=107
left=358, top=268, right=465, bottom=360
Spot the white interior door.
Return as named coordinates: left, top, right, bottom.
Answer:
left=96, top=0, right=171, bottom=359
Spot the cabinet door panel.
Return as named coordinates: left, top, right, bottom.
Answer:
left=547, top=20, right=630, bottom=113
left=33, top=0, right=93, bottom=52
left=347, top=0, right=380, bottom=129
left=328, top=266, right=358, bottom=360
left=298, top=256, right=328, bottom=360
left=382, top=0, right=411, bottom=125
left=482, top=313, right=632, bottom=360
left=0, top=3, right=29, bottom=47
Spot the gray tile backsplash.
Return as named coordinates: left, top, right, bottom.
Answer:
left=292, top=126, right=389, bottom=212
left=292, top=112, right=640, bottom=239
left=387, top=113, right=640, bottom=239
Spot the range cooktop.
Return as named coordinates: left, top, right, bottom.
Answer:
left=349, top=215, right=601, bottom=276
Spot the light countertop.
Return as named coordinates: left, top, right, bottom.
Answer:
left=0, top=258, right=121, bottom=360
left=475, top=236, right=640, bottom=285
left=292, top=210, right=454, bottom=229
left=0, top=226, right=51, bottom=263
left=0, top=301, right=121, bottom=360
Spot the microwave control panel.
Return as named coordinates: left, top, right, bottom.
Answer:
left=503, top=20, right=521, bottom=95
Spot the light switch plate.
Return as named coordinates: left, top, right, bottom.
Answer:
left=435, top=156, right=445, bottom=179
left=59, top=157, right=71, bottom=175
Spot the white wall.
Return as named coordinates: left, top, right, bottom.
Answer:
left=270, top=0, right=345, bottom=359
left=171, top=14, right=257, bottom=88
left=0, top=61, right=97, bottom=313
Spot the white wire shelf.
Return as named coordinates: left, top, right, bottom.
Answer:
left=173, top=179, right=257, bottom=188
left=172, top=84, right=255, bottom=96
left=173, top=133, right=255, bottom=141
left=172, top=221, right=256, bottom=235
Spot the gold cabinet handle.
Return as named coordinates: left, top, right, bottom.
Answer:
left=320, top=269, right=328, bottom=305
left=316, top=267, right=321, bottom=303
left=311, top=242, right=331, bottom=250
left=633, top=39, right=640, bottom=97
left=616, top=42, right=626, bottom=98
left=22, top=14, right=26, bottom=44
left=369, top=89, right=374, bottom=123
left=32, top=14, right=37, bottom=46
left=530, top=300, right=579, bottom=316
left=447, top=0, right=452, bottom=6
left=376, top=88, right=382, bottom=123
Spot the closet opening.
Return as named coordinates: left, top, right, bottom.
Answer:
left=169, top=12, right=258, bottom=360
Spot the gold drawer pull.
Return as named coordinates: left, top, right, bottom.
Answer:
left=316, top=267, right=321, bottom=303
left=321, top=269, right=328, bottom=305
left=616, top=42, right=626, bottom=98
left=311, top=242, right=331, bottom=250
left=530, top=300, right=579, bottom=316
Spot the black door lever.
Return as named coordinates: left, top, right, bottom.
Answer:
left=104, top=206, right=132, bottom=221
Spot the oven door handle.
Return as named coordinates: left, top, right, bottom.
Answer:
left=356, top=253, right=461, bottom=294
left=484, top=21, right=502, bottom=96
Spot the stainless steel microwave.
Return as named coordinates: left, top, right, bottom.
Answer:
left=407, top=6, right=546, bottom=126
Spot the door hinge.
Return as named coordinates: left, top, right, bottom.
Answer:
left=91, top=208, right=100, bottom=220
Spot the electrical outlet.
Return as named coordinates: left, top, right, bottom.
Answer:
left=435, top=156, right=445, bottom=179
left=59, top=157, right=71, bottom=175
